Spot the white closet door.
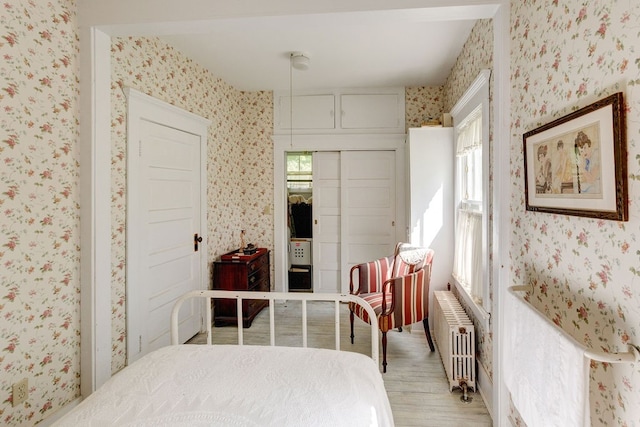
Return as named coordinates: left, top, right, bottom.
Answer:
left=312, top=152, right=341, bottom=293
left=341, top=151, right=397, bottom=292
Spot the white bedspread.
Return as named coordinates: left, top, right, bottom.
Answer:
left=54, top=345, right=394, bottom=426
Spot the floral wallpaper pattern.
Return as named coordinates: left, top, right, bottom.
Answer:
left=0, top=0, right=81, bottom=425
left=405, top=86, right=444, bottom=131
left=444, top=19, right=494, bottom=114
left=442, top=18, right=495, bottom=381
left=510, top=1, right=640, bottom=425
left=111, top=37, right=274, bottom=373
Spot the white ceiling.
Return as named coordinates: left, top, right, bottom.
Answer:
left=158, top=9, right=486, bottom=92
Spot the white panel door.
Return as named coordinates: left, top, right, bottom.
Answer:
left=341, top=151, right=396, bottom=292
left=312, top=152, right=341, bottom=293
left=131, top=120, right=202, bottom=362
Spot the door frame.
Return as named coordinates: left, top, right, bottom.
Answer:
left=125, top=88, right=210, bottom=364
left=273, top=134, right=407, bottom=294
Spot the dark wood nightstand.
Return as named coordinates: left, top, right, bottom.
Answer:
left=212, top=248, right=270, bottom=327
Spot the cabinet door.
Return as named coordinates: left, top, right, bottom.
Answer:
left=276, top=94, right=335, bottom=130
left=340, top=93, right=402, bottom=130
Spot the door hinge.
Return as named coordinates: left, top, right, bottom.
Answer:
left=139, top=139, right=142, bottom=157
left=139, top=335, right=142, bottom=353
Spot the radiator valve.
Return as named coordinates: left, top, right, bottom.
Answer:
left=458, top=379, right=473, bottom=404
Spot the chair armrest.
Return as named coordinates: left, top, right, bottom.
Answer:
left=380, top=269, right=427, bottom=321
left=350, top=255, right=394, bottom=294
left=380, top=277, right=396, bottom=317
left=349, top=264, right=361, bottom=294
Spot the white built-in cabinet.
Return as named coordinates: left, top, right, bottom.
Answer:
left=274, top=87, right=405, bottom=134
left=406, top=127, right=455, bottom=301
left=274, top=87, right=406, bottom=294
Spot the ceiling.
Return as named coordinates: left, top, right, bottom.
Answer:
left=158, top=9, right=486, bottom=92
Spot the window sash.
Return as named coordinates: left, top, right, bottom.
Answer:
left=455, top=105, right=482, bottom=156
left=459, top=149, right=483, bottom=205
left=451, top=68, right=491, bottom=315
left=453, top=209, right=483, bottom=304
left=453, top=96, right=484, bottom=306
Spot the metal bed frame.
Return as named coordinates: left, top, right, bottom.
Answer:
left=171, top=290, right=381, bottom=366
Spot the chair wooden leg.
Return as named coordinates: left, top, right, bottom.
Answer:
left=423, top=318, right=435, bottom=351
left=382, top=331, right=388, bottom=373
left=349, top=310, right=355, bottom=344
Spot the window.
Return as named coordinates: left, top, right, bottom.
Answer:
left=286, top=152, right=312, bottom=191
left=451, top=70, right=491, bottom=316
left=453, top=106, right=484, bottom=304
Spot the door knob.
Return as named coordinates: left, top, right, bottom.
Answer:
left=194, top=233, right=203, bottom=251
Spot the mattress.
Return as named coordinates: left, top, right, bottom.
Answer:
left=54, top=344, right=394, bottom=426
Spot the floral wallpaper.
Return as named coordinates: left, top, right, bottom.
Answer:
left=510, top=1, right=640, bottom=425
left=0, top=0, right=81, bottom=425
left=442, top=18, right=495, bottom=382
left=234, top=91, right=275, bottom=248
left=111, top=36, right=274, bottom=373
left=443, top=19, right=494, bottom=113
left=405, top=86, right=444, bottom=131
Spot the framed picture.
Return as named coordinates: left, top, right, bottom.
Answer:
left=523, top=92, right=627, bottom=221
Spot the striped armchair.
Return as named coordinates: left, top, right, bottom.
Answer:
left=349, top=243, right=435, bottom=372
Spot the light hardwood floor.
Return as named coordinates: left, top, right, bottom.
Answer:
left=188, top=300, right=492, bottom=427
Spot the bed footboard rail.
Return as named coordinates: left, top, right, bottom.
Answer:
left=171, top=290, right=380, bottom=365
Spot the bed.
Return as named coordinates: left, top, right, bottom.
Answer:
left=53, top=290, right=394, bottom=426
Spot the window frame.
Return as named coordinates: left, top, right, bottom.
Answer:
left=450, top=69, right=492, bottom=321
left=286, top=152, right=313, bottom=191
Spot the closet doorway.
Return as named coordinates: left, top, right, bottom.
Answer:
left=283, top=149, right=400, bottom=294
left=273, top=134, right=406, bottom=294
left=287, top=152, right=314, bottom=292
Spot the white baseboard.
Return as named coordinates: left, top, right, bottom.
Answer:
left=477, top=361, right=493, bottom=419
